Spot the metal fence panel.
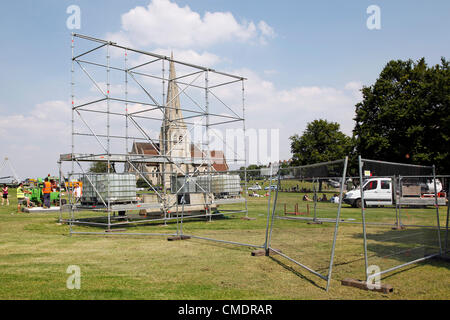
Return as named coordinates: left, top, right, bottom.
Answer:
left=358, top=158, right=444, bottom=282
left=266, top=158, right=348, bottom=290
left=178, top=168, right=271, bottom=249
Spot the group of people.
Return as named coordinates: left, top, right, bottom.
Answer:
left=2, top=183, right=32, bottom=213
left=302, top=193, right=340, bottom=204
left=1, top=177, right=57, bottom=213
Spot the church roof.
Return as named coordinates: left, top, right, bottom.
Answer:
left=210, top=150, right=228, bottom=172
left=132, top=142, right=160, bottom=155
left=131, top=142, right=228, bottom=172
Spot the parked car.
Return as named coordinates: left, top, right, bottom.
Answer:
left=327, top=179, right=341, bottom=188
left=248, top=184, right=262, bottom=191
left=264, top=185, right=278, bottom=191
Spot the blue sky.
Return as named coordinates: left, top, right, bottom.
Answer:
left=0, top=0, right=449, bottom=177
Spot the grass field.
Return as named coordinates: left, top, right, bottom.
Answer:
left=0, top=187, right=449, bottom=300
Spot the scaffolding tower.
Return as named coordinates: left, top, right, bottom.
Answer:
left=61, top=33, right=248, bottom=235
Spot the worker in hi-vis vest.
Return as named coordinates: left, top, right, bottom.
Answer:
left=17, top=183, right=31, bottom=213
left=43, top=178, right=52, bottom=208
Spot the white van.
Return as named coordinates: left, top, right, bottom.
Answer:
left=344, top=177, right=446, bottom=208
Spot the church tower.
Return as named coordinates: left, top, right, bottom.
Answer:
left=160, top=53, right=192, bottom=183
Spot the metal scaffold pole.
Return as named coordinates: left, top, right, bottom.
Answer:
left=205, top=70, right=212, bottom=222
left=433, top=165, right=442, bottom=255
left=69, top=33, right=75, bottom=236
left=242, top=79, right=248, bottom=217
left=445, top=198, right=449, bottom=255
left=125, top=49, right=129, bottom=157
left=106, top=43, right=111, bottom=232
left=162, top=58, right=167, bottom=225
left=326, top=156, right=348, bottom=291
left=58, top=160, right=62, bottom=223
left=263, top=163, right=274, bottom=254
left=358, top=155, right=369, bottom=280
left=71, top=33, right=75, bottom=174
left=266, top=168, right=281, bottom=253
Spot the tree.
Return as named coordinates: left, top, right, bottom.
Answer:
left=88, top=162, right=109, bottom=173
left=290, top=119, right=353, bottom=166
left=353, top=58, right=449, bottom=173
left=239, top=164, right=263, bottom=181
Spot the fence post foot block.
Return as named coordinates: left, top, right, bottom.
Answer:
left=341, top=278, right=394, bottom=294
left=431, top=255, right=450, bottom=262
left=167, top=235, right=191, bottom=241
left=241, top=217, right=256, bottom=221
left=307, top=221, right=323, bottom=225
left=251, top=249, right=266, bottom=256
left=392, top=226, right=406, bottom=231
left=251, top=248, right=281, bottom=257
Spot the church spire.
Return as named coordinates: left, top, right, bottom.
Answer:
left=165, top=52, right=184, bottom=125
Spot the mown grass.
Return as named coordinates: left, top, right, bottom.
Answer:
left=0, top=188, right=448, bottom=300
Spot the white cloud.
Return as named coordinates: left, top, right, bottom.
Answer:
left=258, top=21, right=275, bottom=37
left=208, top=69, right=362, bottom=163
left=105, top=0, right=275, bottom=49
left=344, top=81, right=362, bottom=91
left=344, top=81, right=363, bottom=100
left=0, top=98, right=163, bottom=178
left=257, top=21, right=276, bottom=45
left=0, top=100, right=71, bottom=178
left=154, top=49, right=220, bottom=68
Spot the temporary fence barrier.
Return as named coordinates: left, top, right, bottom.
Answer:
left=265, top=158, right=348, bottom=291
left=358, top=157, right=444, bottom=285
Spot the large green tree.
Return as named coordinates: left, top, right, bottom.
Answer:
left=290, top=119, right=353, bottom=165
left=88, top=162, right=109, bottom=173
left=353, top=58, right=449, bottom=173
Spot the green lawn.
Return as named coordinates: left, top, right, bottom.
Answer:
left=0, top=188, right=448, bottom=299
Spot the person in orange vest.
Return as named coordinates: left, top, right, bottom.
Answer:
left=43, top=177, right=52, bottom=208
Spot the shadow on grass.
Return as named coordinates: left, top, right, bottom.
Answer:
left=184, top=237, right=258, bottom=254
left=350, top=227, right=450, bottom=271
left=268, top=256, right=325, bottom=291
left=381, top=263, right=420, bottom=281
left=59, top=211, right=236, bottom=229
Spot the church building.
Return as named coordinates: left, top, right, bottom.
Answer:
left=128, top=54, right=228, bottom=187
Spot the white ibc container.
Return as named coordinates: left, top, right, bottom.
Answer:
left=80, top=174, right=98, bottom=204
left=196, top=175, right=212, bottom=193
left=81, top=173, right=136, bottom=204
left=211, top=174, right=241, bottom=196
left=171, top=175, right=197, bottom=194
